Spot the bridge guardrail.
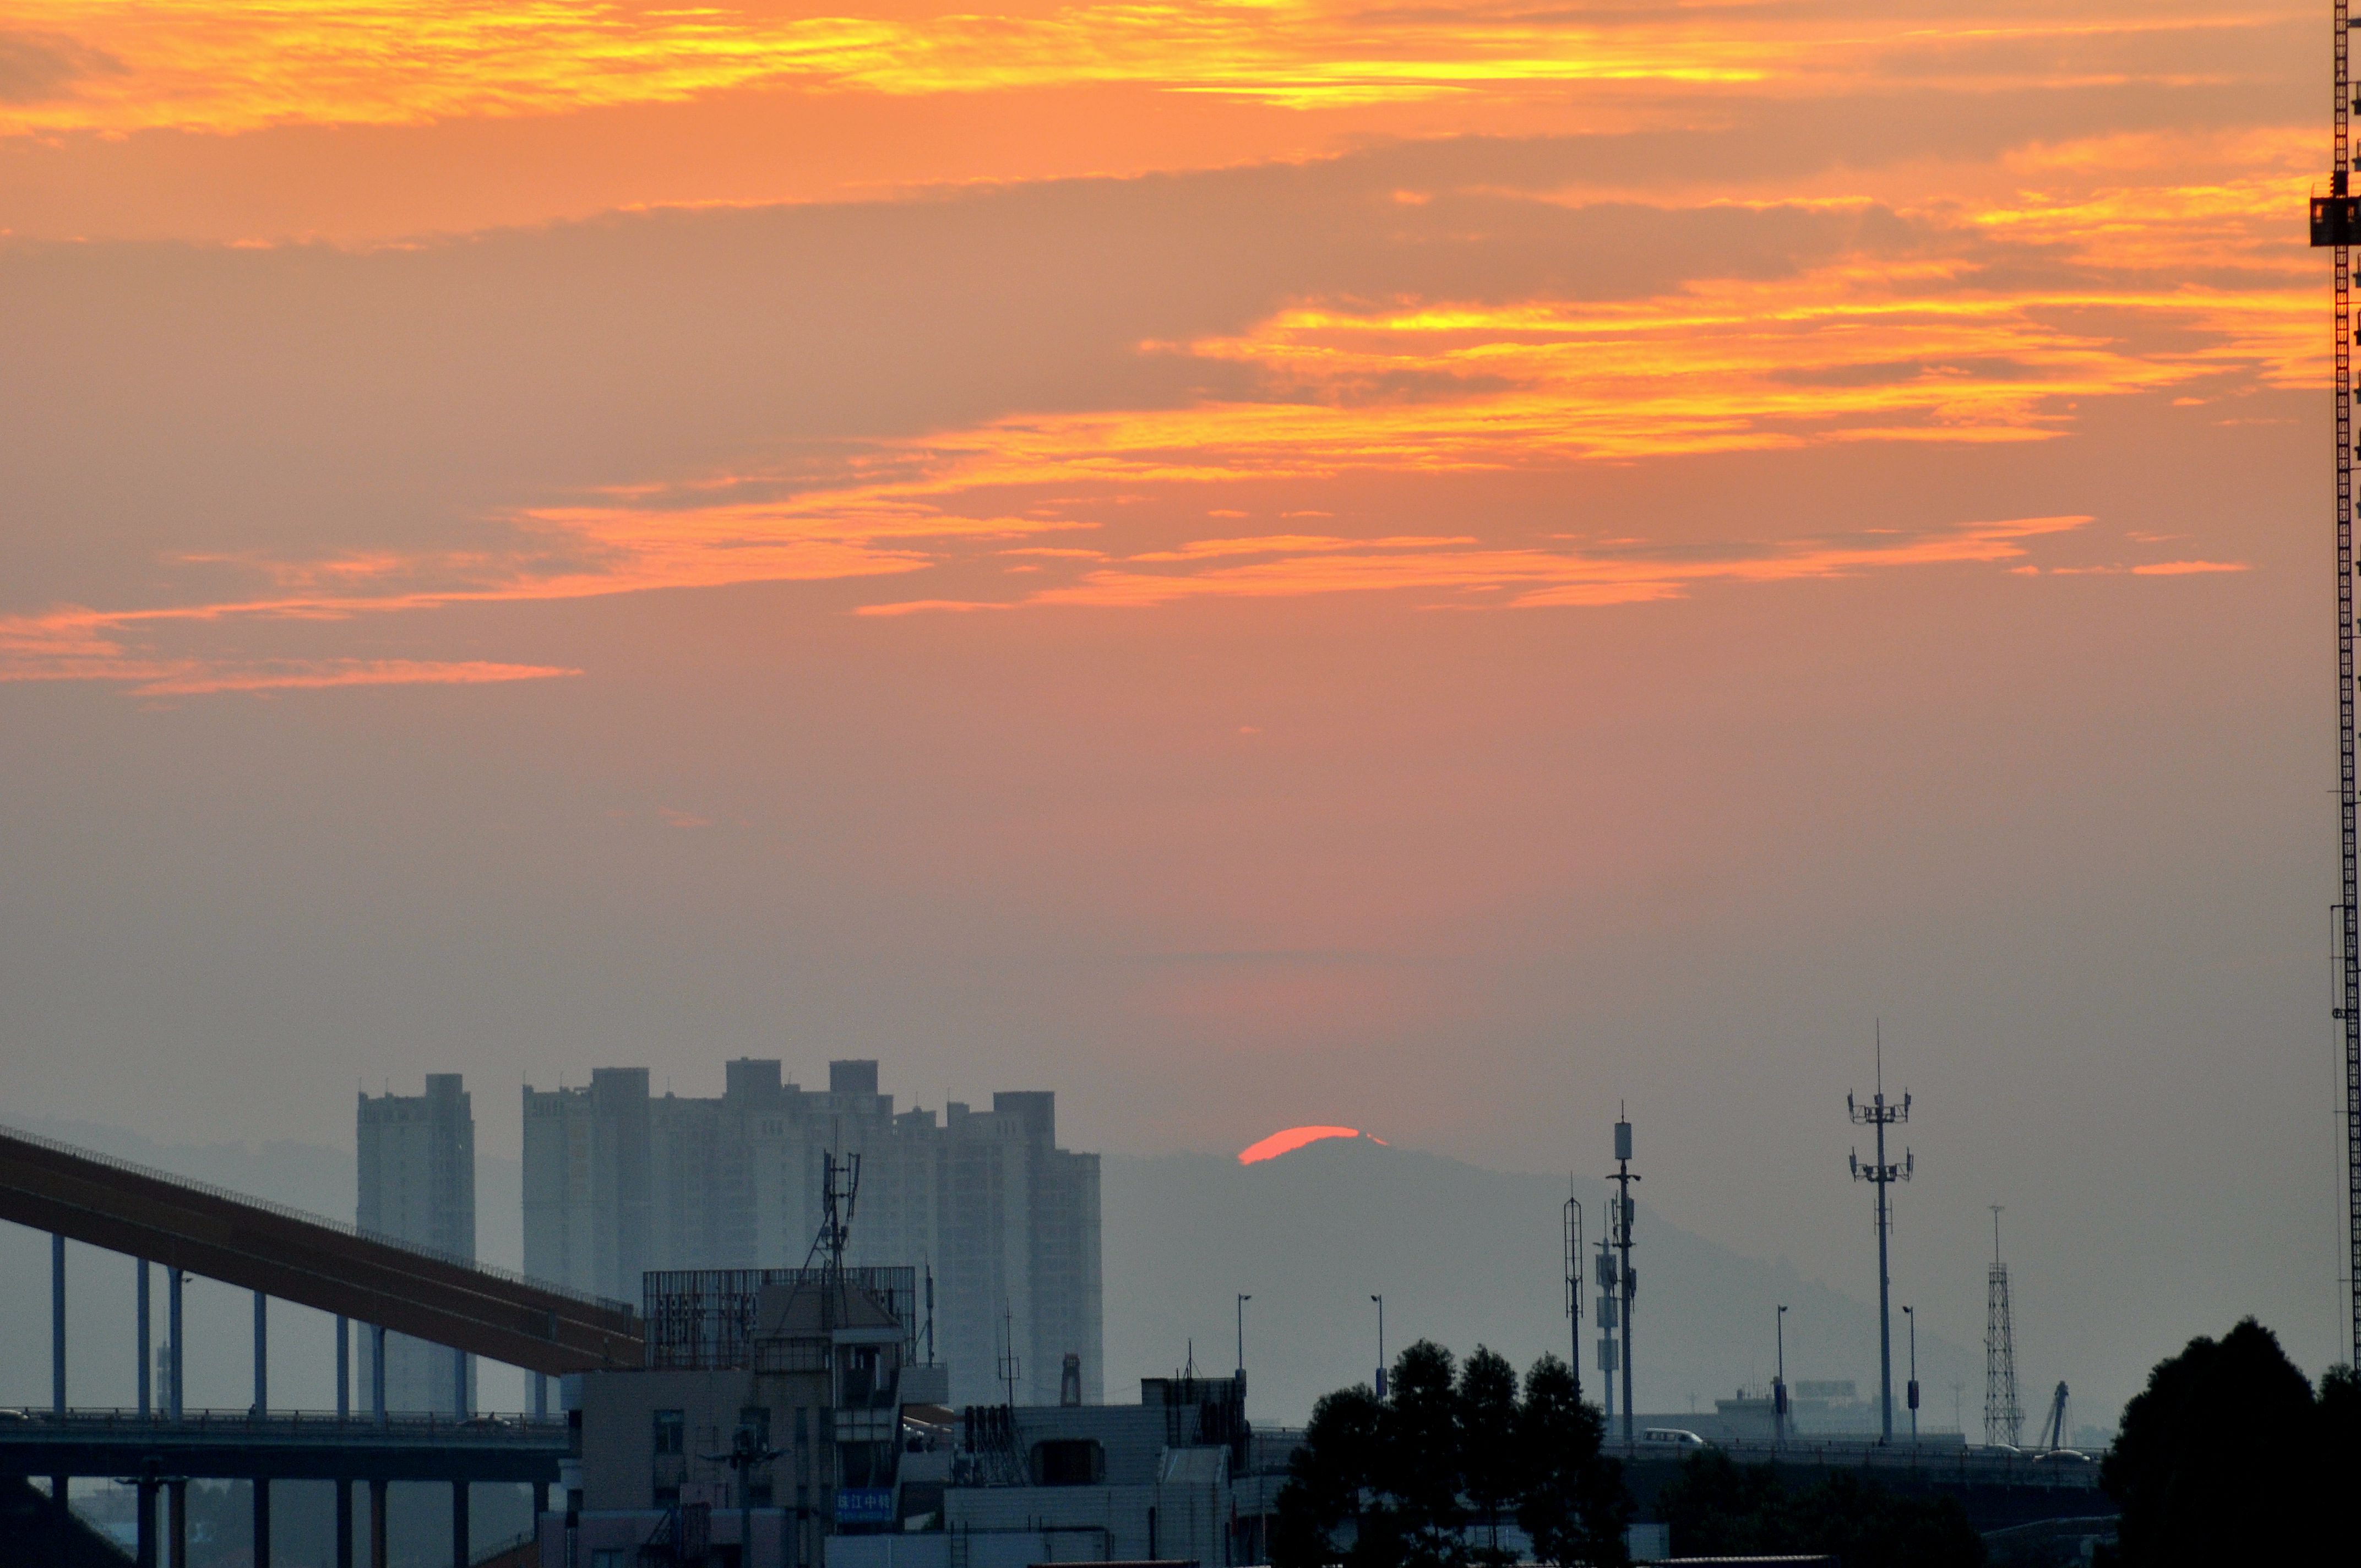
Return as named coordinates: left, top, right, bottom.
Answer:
left=0, top=1408, right=572, bottom=1445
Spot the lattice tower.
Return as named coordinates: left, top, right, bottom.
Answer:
left=1984, top=1206, right=2022, bottom=1448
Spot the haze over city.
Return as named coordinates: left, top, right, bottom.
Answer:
left=1, top=0, right=2351, bottom=1505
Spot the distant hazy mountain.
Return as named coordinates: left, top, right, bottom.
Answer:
left=2, top=1117, right=1973, bottom=1429
left=1102, top=1134, right=1979, bottom=1427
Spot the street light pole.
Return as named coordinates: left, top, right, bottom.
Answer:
left=1371, top=1295, right=1385, bottom=1397
left=1774, top=1305, right=1788, bottom=1449
left=1903, top=1305, right=1919, bottom=1445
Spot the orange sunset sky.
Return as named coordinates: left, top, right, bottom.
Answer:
left=0, top=1, right=2348, bottom=1418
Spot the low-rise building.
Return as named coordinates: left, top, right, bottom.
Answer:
left=542, top=1268, right=920, bottom=1568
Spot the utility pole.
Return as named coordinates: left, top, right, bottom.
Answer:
left=1847, top=1030, right=1912, bottom=1444
left=1608, top=1111, right=1639, bottom=1443
left=1562, top=1187, right=1583, bottom=1406
left=2310, top=0, right=2361, bottom=1370
left=1773, top=1305, right=1788, bottom=1449
left=1236, top=1295, right=1250, bottom=1379
left=1370, top=1295, right=1386, bottom=1397
left=1903, top=1304, right=1919, bottom=1445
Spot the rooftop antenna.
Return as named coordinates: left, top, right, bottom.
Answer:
left=1563, top=1179, right=1584, bottom=1407
left=1984, top=1206, right=2023, bottom=1447
left=997, top=1305, right=1021, bottom=1408
left=802, top=1149, right=862, bottom=1278
left=1607, top=1104, right=1639, bottom=1443
left=1847, top=1021, right=1912, bottom=1445
left=923, top=1257, right=937, bottom=1366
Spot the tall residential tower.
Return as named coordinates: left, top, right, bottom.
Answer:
left=357, top=1073, right=477, bottom=1413
left=523, top=1059, right=1100, bottom=1407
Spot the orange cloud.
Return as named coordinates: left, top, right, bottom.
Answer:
left=0, top=1, right=2290, bottom=139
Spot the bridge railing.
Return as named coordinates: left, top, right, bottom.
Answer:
left=0, top=1408, right=572, bottom=1443
left=1611, top=1437, right=2107, bottom=1489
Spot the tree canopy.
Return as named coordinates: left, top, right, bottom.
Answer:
left=2099, top=1319, right=2357, bottom=1567
left=1272, top=1341, right=1631, bottom=1568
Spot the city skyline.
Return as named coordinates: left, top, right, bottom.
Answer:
left=2, top=0, right=2351, bottom=1464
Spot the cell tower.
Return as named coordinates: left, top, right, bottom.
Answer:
left=1846, top=1030, right=1912, bottom=1444
left=1562, top=1182, right=1584, bottom=1406
left=2310, top=0, right=2361, bottom=1368
left=1606, top=1110, right=1639, bottom=1442
left=1595, top=1230, right=1619, bottom=1428
left=1984, top=1206, right=2023, bottom=1448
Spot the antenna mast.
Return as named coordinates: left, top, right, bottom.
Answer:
left=1563, top=1183, right=1584, bottom=1406
left=1847, top=1027, right=1912, bottom=1445
left=1607, top=1109, right=1638, bottom=1443
left=2314, top=0, right=2361, bottom=1368
left=1984, top=1206, right=2023, bottom=1447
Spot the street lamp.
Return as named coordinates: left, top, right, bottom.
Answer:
left=1903, top=1305, right=1919, bottom=1445
left=1237, top=1295, right=1252, bottom=1379
left=1371, top=1295, right=1386, bottom=1398
left=1773, top=1305, right=1789, bottom=1449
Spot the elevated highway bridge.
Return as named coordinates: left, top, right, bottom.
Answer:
left=0, top=1123, right=637, bottom=1566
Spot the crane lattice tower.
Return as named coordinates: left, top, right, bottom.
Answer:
left=1984, top=1206, right=2022, bottom=1449
left=2310, top=0, right=2361, bottom=1368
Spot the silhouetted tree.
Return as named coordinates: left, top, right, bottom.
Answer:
left=1272, top=1342, right=1631, bottom=1568
left=1458, top=1347, right=1521, bottom=1564
left=1513, top=1354, right=1630, bottom=1568
left=1273, top=1384, right=1386, bottom=1568
left=2101, top=1319, right=2343, bottom=1567
left=1374, top=1342, right=1468, bottom=1568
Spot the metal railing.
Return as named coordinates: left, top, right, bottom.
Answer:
left=0, top=1407, right=573, bottom=1443
left=1610, top=1436, right=2107, bottom=1489
left=0, top=1119, right=631, bottom=1317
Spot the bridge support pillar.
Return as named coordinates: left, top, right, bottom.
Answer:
left=170, top=1478, right=187, bottom=1568
left=51, top=1232, right=65, bottom=1417
left=369, top=1479, right=388, bottom=1568
left=135, top=1477, right=157, bottom=1568
left=138, top=1259, right=151, bottom=1417
left=167, top=1268, right=184, bottom=1420
left=451, top=1480, right=469, bottom=1568
left=336, top=1482, right=353, bottom=1568
left=254, top=1477, right=271, bottom=1567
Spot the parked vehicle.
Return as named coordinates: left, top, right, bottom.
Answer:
left=1637, top=1427, right=1711, bottom=1450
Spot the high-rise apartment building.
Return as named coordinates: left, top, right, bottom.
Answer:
left=523, top=1060, right=1100, bottom=1408
left=357, top=1073, right=477, bottom=1413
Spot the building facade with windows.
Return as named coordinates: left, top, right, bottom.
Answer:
left=523, top=1059, right=1100, bottom=1409
left=356, top=1072, right=477, bottom=1413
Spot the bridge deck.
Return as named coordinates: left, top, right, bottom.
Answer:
left=0, top=1409, right=572, bottom=1484
left=0, top=1124, right=641, bottom=1375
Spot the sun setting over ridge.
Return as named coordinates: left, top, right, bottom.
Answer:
left=1238, top=1125, right=1386, bottom=1164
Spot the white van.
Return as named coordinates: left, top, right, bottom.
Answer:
left=1637, top=1427, right=1711, bottom=1450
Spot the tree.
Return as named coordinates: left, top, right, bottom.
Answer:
left=1514, top=1354, right=1630, bottom=1568
left=2101, top=1319, right=2336, bottom=1567
left=1373, top=1341, right=1468, bottom=1568
left=1272, top=1342, right=1633, bottom=1568
left=1273, top=1384, right=1386, bottom=1568
left=1457, top=1347, right=1521, bottom=1564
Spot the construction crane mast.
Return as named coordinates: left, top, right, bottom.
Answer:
left=2314, top=0, right=2361, bottom=1369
